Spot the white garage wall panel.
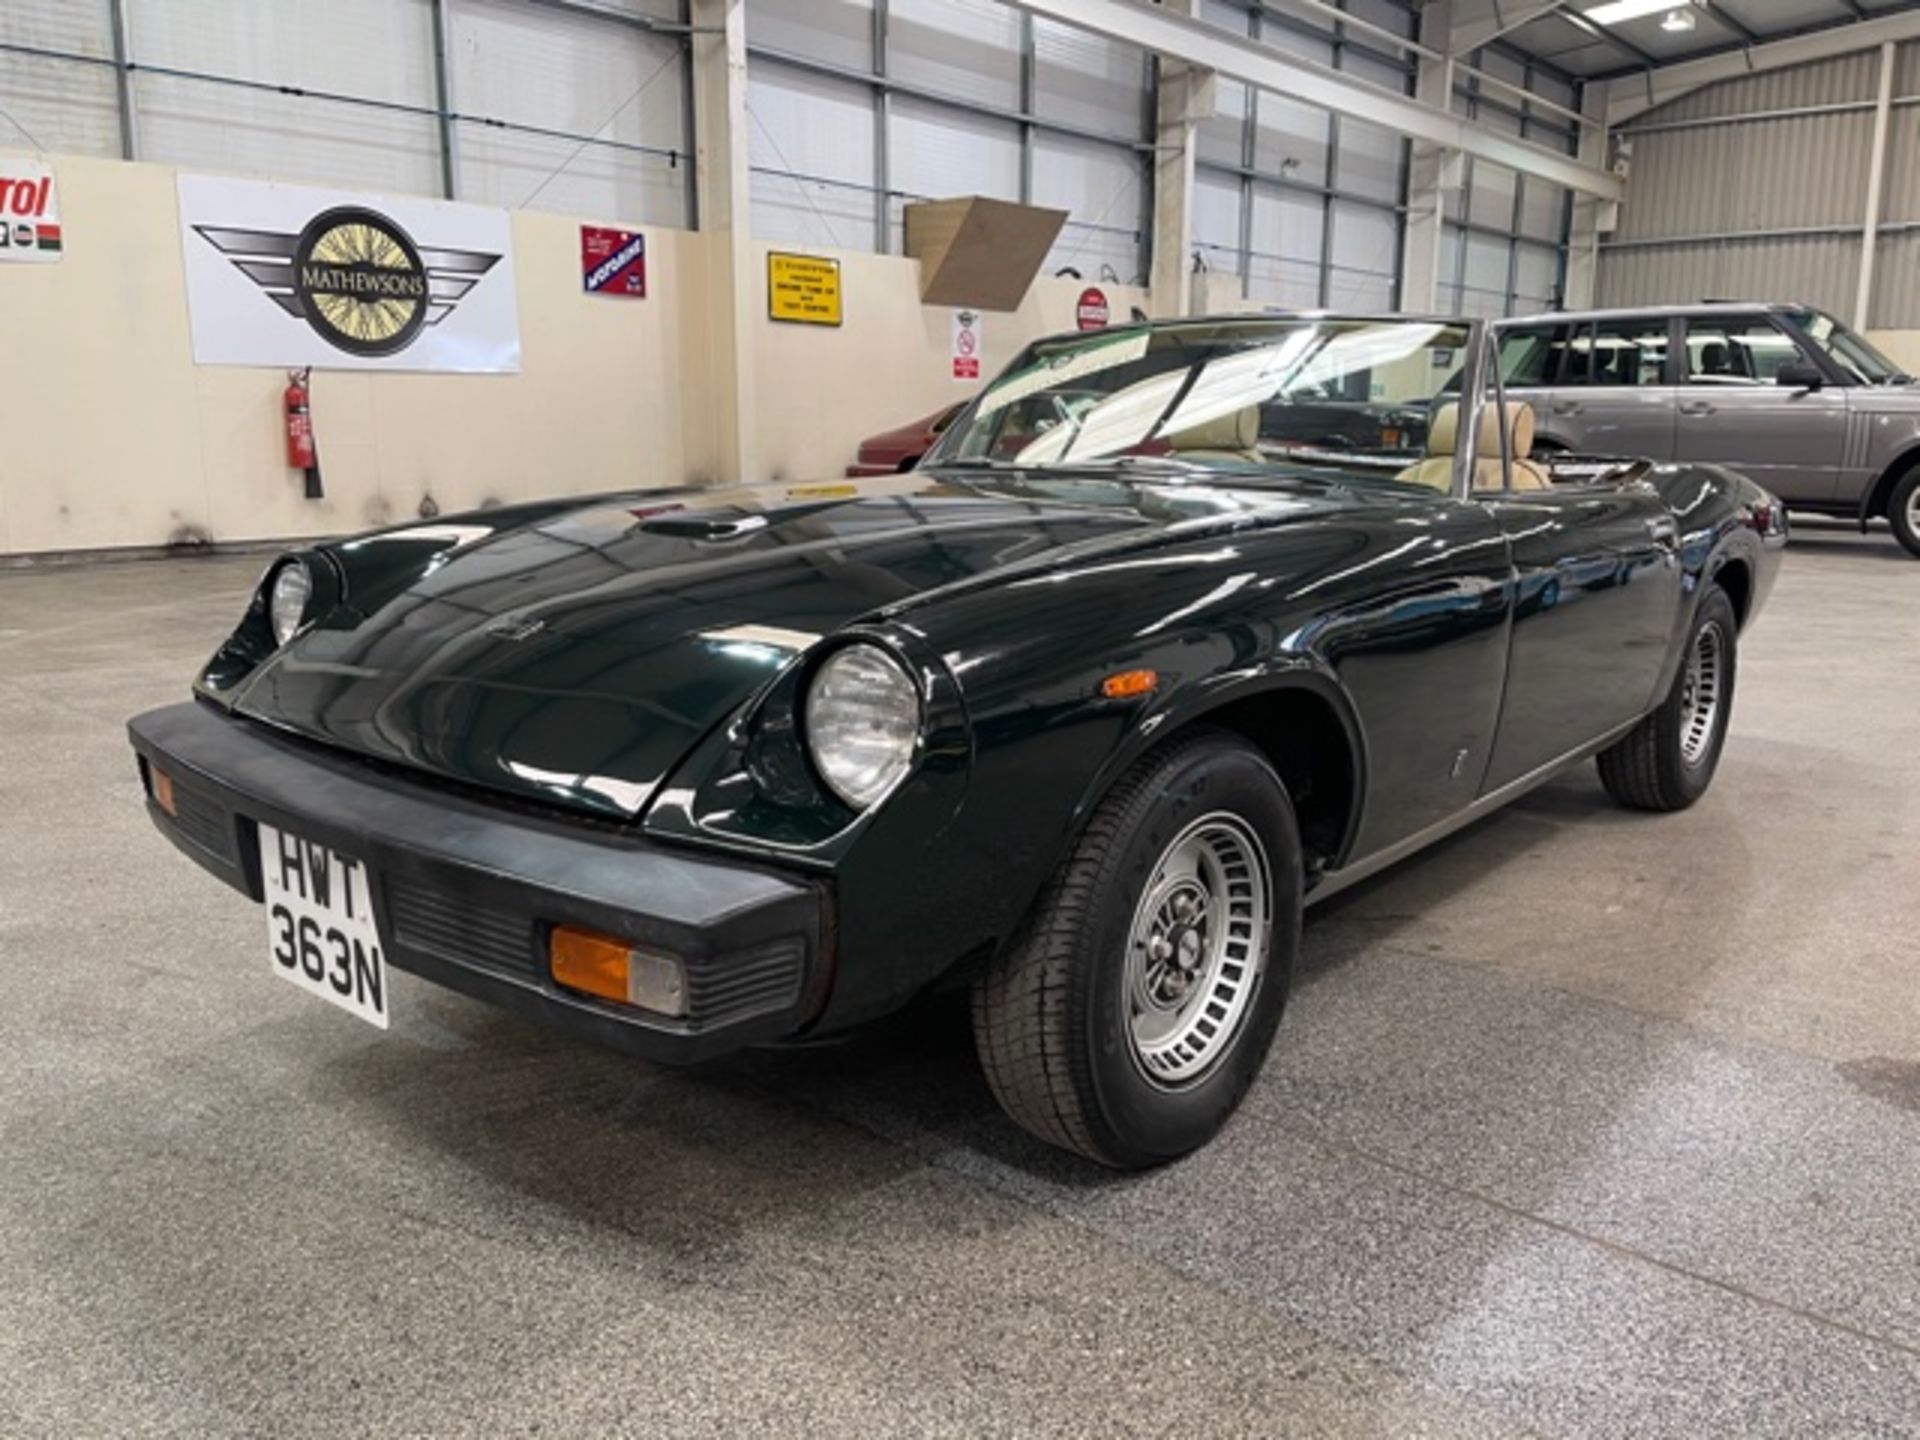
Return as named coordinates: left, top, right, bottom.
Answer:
left=887, top=96, right=1021, bottom=250
left=447, top=0, right=689, bottom=226
left=1195, top=1, right=1251, bottom=168
left=1193, top=170, right=1245, bottom=275
left=1197, top=75, right=1251, bottom=170
left=746, top=0, right=874, bottom=70
left=0, top=0, right=121, bottom=158
left=888, top=96, right=1021, bottom=201
left=1440, top=55, right=1575, bottom=317
left=1328, top=201, right=1396, bottom=310
left=1247, top=188, right=1322, bottom=308
left=1032, top=133, right=1145, bottom=282
left=4, top=0, right=692, bottom=223
left=1193, top=0, right=1433, bottom=310
left=888, top=0, right=1022, bottom=110
left=747, top=61, right=876, bottom=249
left=1255, top=93, right=1330, bottom=187
left=1032, top=18, right=1147, bottom=138
left=1336, top=115, right=1404, bottom=206
left=1513, top=242, right=1558, bottom=313
left=743, top=0, right=1149, bottom=275
left=127, top=0, right=443, bottom=195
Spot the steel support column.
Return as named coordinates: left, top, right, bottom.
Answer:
left=1855, top=40, right=1896, bottom=330
left=108, top=0, right=136, bottom=161
left=430, top=0, right=459, bottom=200
left=691, top=0, right=757, bottom=481
left=1562, top=81, right=1608, bottom=309
left=1400, top=0, right=1453, bottom=313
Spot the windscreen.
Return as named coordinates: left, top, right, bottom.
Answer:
left=924, top=319, right=1476, bottom=481
left=1783, top=310, right=1909, bottom=385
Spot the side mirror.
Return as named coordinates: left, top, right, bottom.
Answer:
left=1777, top=362, right=1824, bottom=391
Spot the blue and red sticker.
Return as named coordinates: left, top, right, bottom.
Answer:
left=581, top=225, right=645, bottom=298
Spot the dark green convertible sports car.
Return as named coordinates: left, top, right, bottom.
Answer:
left=129, top=315, right=1785, bottom=1168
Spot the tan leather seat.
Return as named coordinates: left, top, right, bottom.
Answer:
left=1396, top=402, right=1551, bottom=493
left=1164, top=405, right=1264, bottom=464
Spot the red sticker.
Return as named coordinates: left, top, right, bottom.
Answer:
left=1076, top=286, right=1110, bottom=331
left=581, top=225, right=646, bottom=298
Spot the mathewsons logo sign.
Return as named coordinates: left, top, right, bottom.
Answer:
left=0, top=158, right=61, bottom=263
left=177, top=174, right=520, bottom=373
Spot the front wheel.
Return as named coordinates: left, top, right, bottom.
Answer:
left=1596, top=585, right=1738, bottom=811
left=972, top=729, right=1302, bottom=1169
left=1888, top=469, right=1920, bottom=557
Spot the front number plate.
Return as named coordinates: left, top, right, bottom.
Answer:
left=258, top=822, right=389, bottom=1029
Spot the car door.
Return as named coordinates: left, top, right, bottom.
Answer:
left=1672, top=313, right=1847, bottom=504
left=1548, top=316, right=1678, bottom=459
left=1472, top=438, right=1685, bottom=793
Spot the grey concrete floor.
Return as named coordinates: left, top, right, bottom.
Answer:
left=1, top=522, right=1918, bottom=1438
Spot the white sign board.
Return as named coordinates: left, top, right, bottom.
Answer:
left=178, top=174, right=520, bottom=373
left=0, top=157, right=61, bottom=263
left=952, top=309, right=982, bottom=382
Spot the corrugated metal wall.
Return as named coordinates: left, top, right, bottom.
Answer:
left=1598, top=42, right=1920, bottom=326
left=0, top=0, right=692, bottom=226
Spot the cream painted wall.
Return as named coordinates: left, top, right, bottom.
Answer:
left=0, top=153, right=722, bottom=557
left=0, top=154, right=1160, bottom=555
left=751, top=240, right=1150, bottom=481
left=1866, top=331, right=1920, bottom=375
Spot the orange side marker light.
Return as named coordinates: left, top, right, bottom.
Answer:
left=1100, top=668, right=1159, bottom=699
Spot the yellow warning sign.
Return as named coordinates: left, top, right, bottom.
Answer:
left=768, top=251, right=842, bottom=326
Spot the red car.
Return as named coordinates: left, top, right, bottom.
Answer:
left=846, top=403, right=965, bottom=476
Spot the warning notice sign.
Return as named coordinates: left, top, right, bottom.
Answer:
left=768, top=251, right=842, bottom=325
left=0, top=159, right=61, bottom=263
left=582, top=225, right=645, bottom=297
left=952, top=309, right=981, bottom=381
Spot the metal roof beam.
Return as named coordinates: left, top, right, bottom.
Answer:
left=1001, top=0, right=1623, bottom=198
left=1601, top=8, right=1920, bottom=125
left=1450, top=0, right=1572, bottom=57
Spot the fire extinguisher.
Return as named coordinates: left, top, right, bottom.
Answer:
left=284, top=368, right=324, bottom=499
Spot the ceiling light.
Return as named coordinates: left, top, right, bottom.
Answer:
left=1582, top=0, right=1693, bottom=25
left=1661, top=7, right=1698, bottom=31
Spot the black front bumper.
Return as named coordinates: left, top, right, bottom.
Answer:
left=128, top=701, right=831, bottom=1063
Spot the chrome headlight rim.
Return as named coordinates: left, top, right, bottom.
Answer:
left=802, top=641, right=924, bottom=812
left=267, top=558, right=315, bottom=648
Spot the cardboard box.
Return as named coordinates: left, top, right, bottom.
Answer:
left=904, top=196, right=1068, bottom=312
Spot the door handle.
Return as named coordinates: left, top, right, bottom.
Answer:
left=1551, top=400, right=1582, bottom=416
left=1679, top=400, right=1715, bottom=417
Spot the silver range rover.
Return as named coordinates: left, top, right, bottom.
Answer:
left=1497, top=302, right=1920, bottom=556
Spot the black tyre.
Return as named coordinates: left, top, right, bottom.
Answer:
left=1888, top=469, right=1920, bottom=558
left=972, top=729, right=1302, bottom=1169
left=1596, top=585, right=1738, bottom=812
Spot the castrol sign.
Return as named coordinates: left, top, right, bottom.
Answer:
left=0, top=159, right=61, bottom=263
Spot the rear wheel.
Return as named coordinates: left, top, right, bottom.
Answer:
left=972, top=730, right=1301, bottom=1169
left=1596, top=586, right=1738, bottom=812
left=1888, top=469, right=1920, bottom=557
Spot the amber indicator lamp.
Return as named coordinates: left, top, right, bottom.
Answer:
left=1100, top=668, right=1158, bottom=699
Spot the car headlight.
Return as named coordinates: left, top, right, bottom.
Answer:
left=268, top=561, right=313, bottom=646
left=804, top=644, right=921, bottom=809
